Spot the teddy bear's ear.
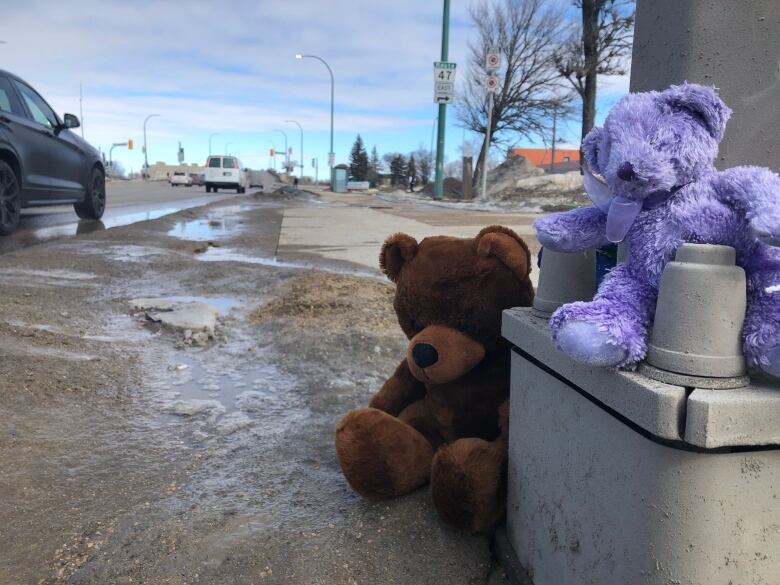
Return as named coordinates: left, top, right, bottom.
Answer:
left=379, top=233, right=418, bottom=282
left=582, top=126, right=604, bottom=174
left=475, top=225, right=531, bottom=281
left=658, top=83, right=732, bottom=141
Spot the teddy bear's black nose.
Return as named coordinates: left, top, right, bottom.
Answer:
left=412, top=343, right=439, bottom=368
left=617, top=162, right=636, bottom=181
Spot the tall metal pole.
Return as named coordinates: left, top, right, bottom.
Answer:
left=225, top=142, right=232, bottom=156
left=143, top=114, right=159, bottom=180
left=285, top=120, right=304, bottom=178
left=480, top=92, right=493, bottom=200
left=273, top=129, right=289, bottom=173
left=79, top=84, right=85, bottom=139
left=209, top=133, right=219, bottom=156
left=433, top=0, right=451, bottom=200
left=296, top=54, right=335, bottom=187
left=430, top=117, right=438, bottom=156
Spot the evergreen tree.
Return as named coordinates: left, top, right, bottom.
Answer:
left=389, top=154, right=407, bottom=187
left=349, top=134, right=370, bottom=181
left=367, top=146, right=382, bottom=187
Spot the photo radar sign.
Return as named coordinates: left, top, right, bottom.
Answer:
left=485, top=75, right=500, bottom=93
left=486, top=48, right=501, bottom=71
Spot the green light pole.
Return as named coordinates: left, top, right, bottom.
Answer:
left=433, top=0, right=451, bottom=201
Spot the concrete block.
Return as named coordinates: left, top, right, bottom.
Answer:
left=502, top=308, right=688, bottom=441
left=686, top=377, right=780, bottom=448
left=507, top=350, right=780, bottom=585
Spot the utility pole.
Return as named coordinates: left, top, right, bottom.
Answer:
left=433, top=0, right=451, bottom=201
left=550, top=106, right=557, bottom=174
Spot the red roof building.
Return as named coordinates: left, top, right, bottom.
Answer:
left=510, top=147, right=581, bottom=173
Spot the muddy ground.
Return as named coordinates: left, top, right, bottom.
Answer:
left=0, top=193, right=509, bottom=584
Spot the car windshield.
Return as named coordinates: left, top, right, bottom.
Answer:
left=174, top=172, right=185, bottom=176
left=208, top=158, right=221, bottom=168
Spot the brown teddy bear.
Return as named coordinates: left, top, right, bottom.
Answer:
left=335, top=226, right=534, bottom=533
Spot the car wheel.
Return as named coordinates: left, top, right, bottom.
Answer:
left=0, top=160, right=21, bottom=236
left=206, top=185, right=211, bottom=193
left=74, top=168, right=106, bottom=220
left=213, top=187, right=218, bottom=193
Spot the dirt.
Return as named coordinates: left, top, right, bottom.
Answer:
left=250, top=272, right=398, bottom=335
left=0, top=195, right=501, bottom=585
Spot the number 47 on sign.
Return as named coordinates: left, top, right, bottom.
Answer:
left=433, top=61, right=457, bottom=82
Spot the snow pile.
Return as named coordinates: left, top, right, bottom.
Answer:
left=484, top=155, right=588, bottom=211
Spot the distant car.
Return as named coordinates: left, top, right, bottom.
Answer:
left=205, top=156, right=247, bottom=193
left=170, top=171, right=193, bottom=187
left=189, top=173, right=204, bottom=187
left=0, top=69, right=105, bottom=235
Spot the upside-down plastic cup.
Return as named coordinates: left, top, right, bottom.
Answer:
left=644, top=243, right=748, bottom=387
left=532, top=249, right=597, bottom=319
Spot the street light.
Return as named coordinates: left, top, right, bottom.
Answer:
left=273, top=129, right=289, bottom=173
left=209, top=133, right=220, bottom=156
left=285, top=120, right=303, bottom=178
left=224, top=142, right=232, bottom=155
left=143, top=114, right=160, bottom=179
left=295, top=53, right=334, bottom=182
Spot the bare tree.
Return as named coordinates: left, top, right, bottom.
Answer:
left=554, top=0, right=635, bottom=139
left=457, top=0, right=571, bottom=188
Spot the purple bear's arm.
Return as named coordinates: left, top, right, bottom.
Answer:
left=534, top=207, right=609, bottom=252
left=713, top=166, right=780, bottom=241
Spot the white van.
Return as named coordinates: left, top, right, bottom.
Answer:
left=205, top=156, right=247, bottom=193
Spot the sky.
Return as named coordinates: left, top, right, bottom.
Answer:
left=1, top=0, right=630, bottom=177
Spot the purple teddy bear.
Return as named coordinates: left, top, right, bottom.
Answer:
left=535, top=83, right=780, bottom=375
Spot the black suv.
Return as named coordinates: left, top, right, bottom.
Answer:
left=0, top=69, right=105, bottom=235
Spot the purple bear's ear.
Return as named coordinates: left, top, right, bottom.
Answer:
left=658, top=83, right=732, bottom=141
left=581, top=126, right=603, bottom=174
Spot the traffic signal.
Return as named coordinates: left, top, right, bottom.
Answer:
left=128, top=139, right=134, bottom=150
left=269, top=148, right=275, bottom=157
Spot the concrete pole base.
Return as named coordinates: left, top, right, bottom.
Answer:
left=639, top=362, right=750, bottom=390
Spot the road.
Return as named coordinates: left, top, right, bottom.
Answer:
left=0, top=180, right=237, bottom=256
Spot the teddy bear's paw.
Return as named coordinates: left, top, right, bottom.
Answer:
left=335, top=407, right=433, bottom=499
left=758, top=344, right=780, bottom=377
left=430, top=438, right=505, bottom=533
left=557, top=320, right=628, bottom=367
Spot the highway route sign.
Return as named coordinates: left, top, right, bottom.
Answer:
left=433, top=61, right=457, bottom=82
left=434, top=62, right=457, bottom=104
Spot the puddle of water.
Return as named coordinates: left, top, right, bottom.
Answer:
left=167, top=209, right=245, bottom=241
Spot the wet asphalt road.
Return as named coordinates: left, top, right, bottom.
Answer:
left=0, top=181, right=237, bottom=256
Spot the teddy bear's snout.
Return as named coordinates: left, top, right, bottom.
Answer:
left=412, top=343, right=439, bottom=368
left=406, top=325, right=486, bottom=384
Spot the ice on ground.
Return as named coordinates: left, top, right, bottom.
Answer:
left=130, top=298, right=221, bottom=336
left=215, top=412, right=253, bottom=435
left=163, top=399, right=226, bottom=420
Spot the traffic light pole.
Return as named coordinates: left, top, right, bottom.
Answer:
left=433, top=0, right=450, bottom=201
